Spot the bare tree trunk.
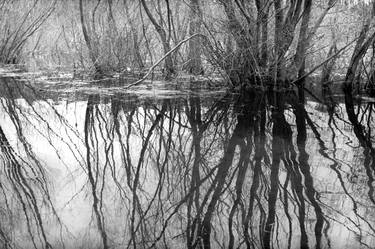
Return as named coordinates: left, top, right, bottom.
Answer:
left=255, top=0, right=269, bottom=68
left=221, top=1, right=255, bottom=83
left=222, top=1, right=248, bottom=50
left=295, top=0, right=337, bottom=80
left=139, top=0, right=175, bottom=79
left=273, top=0, right=285, bottom=82
left=344, top=13, right=375, bottom=92
left=260, top=5, right=269, bottom=68
left=294, top=0, right=312, bottom=79
left=186, top=0, right=203, bottom=75
left=79, top=0, right=102, bottom=73
left=320, top=39, right=337, bottom=87
left=273, top=0, right=303, bottom=84
left=107, top=0, right=116, bottom=29
left=124, top=1, right=144, bottom=69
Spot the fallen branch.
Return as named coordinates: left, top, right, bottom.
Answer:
left=125, top=33, right=205, bottom=89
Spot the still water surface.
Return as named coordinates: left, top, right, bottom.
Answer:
left=0, top=75, right=375, bottom=249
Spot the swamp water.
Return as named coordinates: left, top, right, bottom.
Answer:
left=0, top=74, right=375, bottom=249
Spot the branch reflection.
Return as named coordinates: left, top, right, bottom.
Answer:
left=0, top=77, right=374, bottom=248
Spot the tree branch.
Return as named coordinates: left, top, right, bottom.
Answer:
left=125, top=33, right=205, bottom=89
left=291, top=37, right=358, bottom=85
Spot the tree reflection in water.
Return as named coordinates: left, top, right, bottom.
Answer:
left=0, top=77, right=375, bottom=249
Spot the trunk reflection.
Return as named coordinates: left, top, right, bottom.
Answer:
left=0, top=77, right=374, bottom=248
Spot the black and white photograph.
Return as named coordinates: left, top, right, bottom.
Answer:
left=0, top=0, right=375, bottom=248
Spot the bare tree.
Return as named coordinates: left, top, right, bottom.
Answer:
left=139, top=0, right=176, bottom=79
left=185, top=0, right=204, bottom=75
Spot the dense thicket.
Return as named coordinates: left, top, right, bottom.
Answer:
left=1, top=0, right=375, bottom=92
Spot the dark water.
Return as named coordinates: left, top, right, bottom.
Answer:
left=0, top=75, right=375, bottom=249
